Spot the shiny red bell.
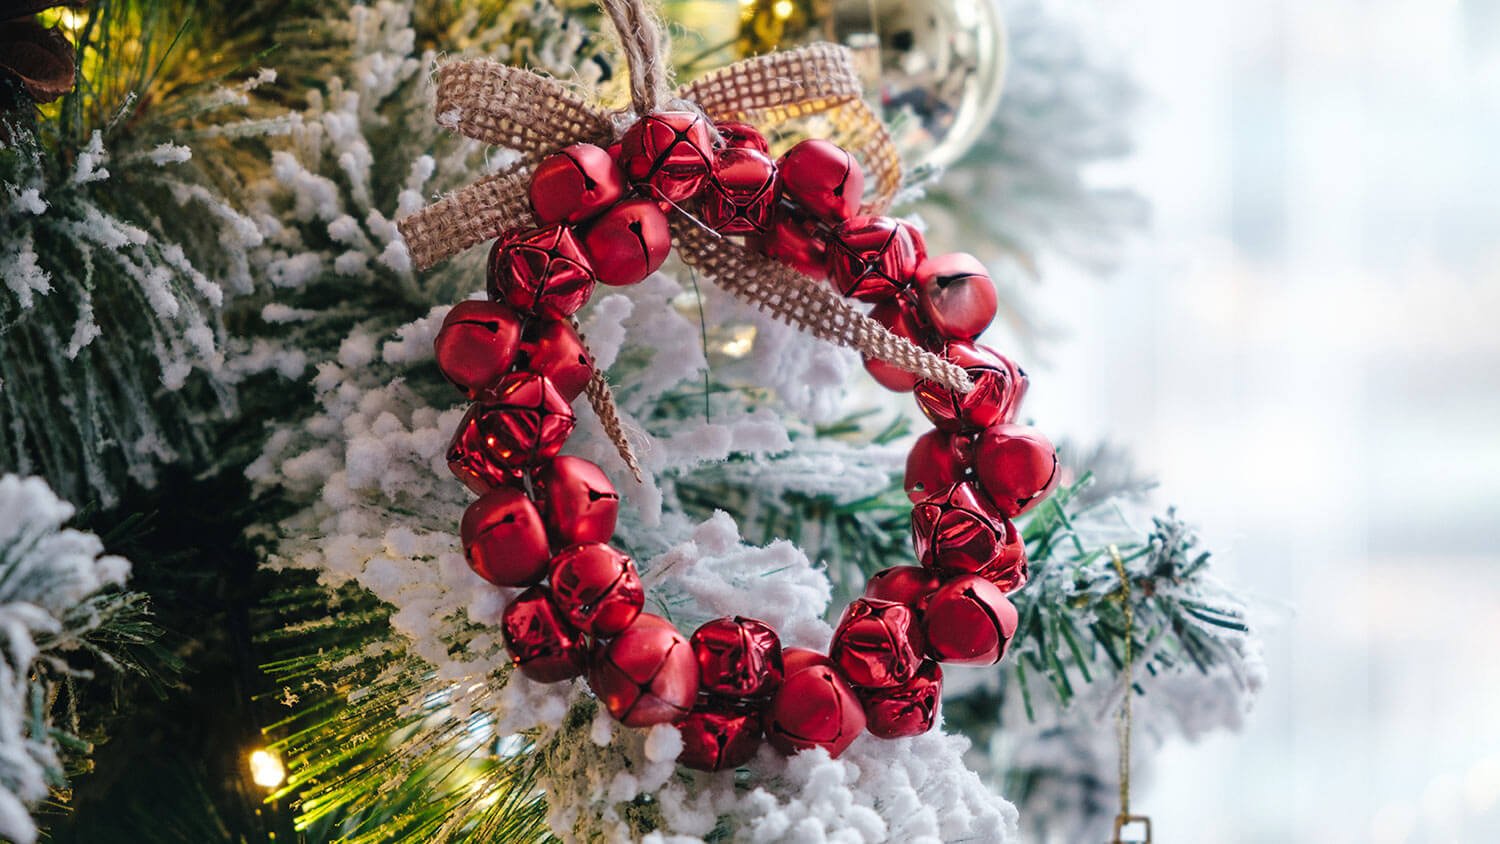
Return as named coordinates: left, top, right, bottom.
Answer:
left=826, top=216, right=920, bottom=303
left=780, top=647, right=834, bottom=677
left=897, top=219, right=928, bottom=264
left=700, top=147, right=777, bottom=236
left=518, top=319, right=593, bottom=402
left=914, top=342, right=1028, bottom=432
left=460, top=487, right=551, bottom=586
left=502, top=586, right=587, bottom=682
left=446, top=405, right=522, bottom=495
left=916, top=252, right=998, bottom=341
left=589, top=613, right=700, bottom=727
left=976, top=542, right=1028, bottom=593
left=678, top=699, right=764, bottom=771
left=690, top=616, right=784, bottom=698
left=714, top=120, right=770, bottom=154
left=618, top=111, right=715, bottom=203
left=829, top=598, right=926, bottom=689
left=974, top=423, right=1060, bottom=518
left=467, top=372, right=576, bottom=468
left=582, top=198, right=672, bottom=286
left=864, top=566, right=943, bottom=612
left=776, top=139, right=863, bottom=222
left=904, top=429, right=968, bottom=502
left=911, top=481, right=1022, bottom=577
left=534, top=455, right=619, bottom=547
left=487, top=226, right=596, bottom=319
left=864, top=297, right=935, bottom=392
left=950, top=429, right=982, bottom=466
left=923, top=575, right=1018, bottom=665
left=529, top=143, right=626, bottom=224
left=763, top=661, right=866, bottom=758
left=860, top=660, right=942, bottom=739
left=757, top=208, right=829, bottom=280
left=433, top=300, right=523, bottom=399
left=548, top=542, right=644, bottom=637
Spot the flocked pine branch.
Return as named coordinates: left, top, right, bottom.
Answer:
left=0, top=0, right=616, bottom=505
left=0, top=0, right=287, bottom=507
left=0, top=474, right=167, bottom=844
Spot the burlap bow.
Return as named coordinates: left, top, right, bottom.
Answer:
left=397, top=0, right=973, bottom=479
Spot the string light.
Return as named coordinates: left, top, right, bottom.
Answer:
left=249, top=749, right=286, bottom=789
left=720, top=325, right=758, bottom=358
left=42, top=7, right=89, bottom=34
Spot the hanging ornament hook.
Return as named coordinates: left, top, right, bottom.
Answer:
left=1109, top=543, right=1153, bottom=844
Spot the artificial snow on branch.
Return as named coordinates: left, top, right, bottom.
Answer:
left=0, top=474, right=140, bottom=844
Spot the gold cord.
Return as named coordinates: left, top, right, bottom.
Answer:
left=1109, top=544, right=1152, bottom=843
left=1110, top=543, right=1133, bottom=815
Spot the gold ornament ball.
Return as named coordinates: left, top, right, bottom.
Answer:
left=666, top=0, right=1008, bottom=170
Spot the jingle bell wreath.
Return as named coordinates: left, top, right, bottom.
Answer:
left=398, top=0, right=1058, bottom=772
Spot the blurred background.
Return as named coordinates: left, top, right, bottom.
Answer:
left=1027, top=1, right=1500, bottom=841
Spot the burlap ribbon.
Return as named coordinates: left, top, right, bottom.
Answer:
left=398, top=0, right=973, bottom=479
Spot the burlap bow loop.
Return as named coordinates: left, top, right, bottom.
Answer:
left=396, top=0, right=974, bottom=480
left=400, top=44, right=907, bottom=269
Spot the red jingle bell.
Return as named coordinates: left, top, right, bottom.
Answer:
left=460, top=487, right=552, bottom=587
left=467, top=372, right=576, bottom=468
left=618, top=111, right=715, bottom=203
left=826, top=215, right=920, bottom=303
left=518, top=319, right=593, bottom=402
left=781, top=647, right=835, bottom=677
left=914, top=342, right=1028, bottom=431
left=916, top=252, right=998, bottom=341
left=678, top=700, right=764, bottom=771
left=911, top=481, right=1023, bottom=578
left=700, top=147, right=777, bottom=236
left=860, top=660, right=943, bottom=739
left=433, top=300, right=523, bottom=399
left=758, top=208, right=828, bottom=280
left=589, top=613, right=700, bottom=727
left=690, top=616, right=784, bottom=698
left=534, top=455, right=619, bottom=547
left=974, top=423, right=1060, bottom=518
left=502, top=586, right=587, bottom=682
left=896, top=219, right=928, bottom=264
left=488, top=226, right=596, bottom=319
left=976, top=542, right=1029, bottom=594
left=865, top=298, right=935, bottom=392
left=529, top=143, right=626, bottom=224
left=548, top=542, right=644, bottom=637
left=776, top=139, right=864, bottom=222
left=714, top=120, right=770, bottom=154
left=904, top=429, right=968, bottom=502
left=446, top=405, right=522, bottom=495
left=922, top=575, right=1018, bottom=665
left=763, top=661, right=866, bottom=758
left=864, top=566, right=943, bottom=613
left=829, top=598, right=926, bottom=689
left=582, top=198, right=672, bottom=286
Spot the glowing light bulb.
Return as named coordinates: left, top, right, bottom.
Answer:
left=720, top=325, right=757, bottom=358
left=249, top=749, right=286, bottom=789
left=49, top=8, right=88, bottom=33
left=772, top=0, right=796, bottom=20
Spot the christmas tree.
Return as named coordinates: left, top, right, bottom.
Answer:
left=1, top=1, right=1258, bottom=841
